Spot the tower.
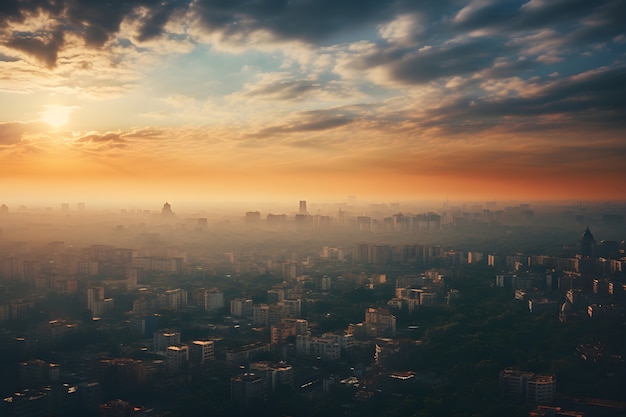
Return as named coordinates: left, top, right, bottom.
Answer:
left=299, top=200, right=307, bottom=214
left=162, top=202, right=173, bottom=216
left=580, top=227, right=595, bottom=258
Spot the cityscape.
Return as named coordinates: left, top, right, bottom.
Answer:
left=0, top=199, right=625, bottom=416
left=1, top=0, right=626, bottom=416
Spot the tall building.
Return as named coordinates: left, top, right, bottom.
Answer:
left=299, top=200, right=307, bottom=214
left=580, top=227, right=595, bottom=258
left=161, top=202, right=173, bottom=216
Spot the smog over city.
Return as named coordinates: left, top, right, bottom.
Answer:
left=0, top=0, right=625, bottom=416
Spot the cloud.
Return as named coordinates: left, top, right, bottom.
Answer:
left=6, top=30, right=64, bottom=68
left=0, top=121, right=44, bottom=146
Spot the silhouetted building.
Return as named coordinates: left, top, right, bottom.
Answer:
left=580, top=227, right=595, bottom=258
left=161, top=202, right=173, bottom=216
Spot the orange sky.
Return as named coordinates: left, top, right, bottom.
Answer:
left=0, top=1, right=625, bottom=206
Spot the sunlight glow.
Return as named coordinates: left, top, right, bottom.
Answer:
left=40, top=105, right=73, bottom=127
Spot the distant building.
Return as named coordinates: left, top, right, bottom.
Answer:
left=190, top=340, right=215, bottom=366
left=231, top=373, right=267, bottom=404
left=271, top=318, right=308, bottom=345
left=245, top=211, right=261, bottom=224
left=166, top=345, right=189, bottom=372
left=295, top=333, right=353, bottom=360
left=249, top=361, right=294, bottom=391
left=230, top=298, right=254, bottom=318
left=198, top=288, right=224, bottom=311
left=527, top=374, right=557, bottom=404
left=579, top=227, right=595, bottom=258
left=225, top=342, right=271, bottom=363
left=162, top=202, right=173, bottom=216
left=153, top=329, right=181, bottom=352
left=163, top=288, right=187, bottom=311
left=364, top=307, right=396, bottom=337
left=499, top=368, right=556, bottom=404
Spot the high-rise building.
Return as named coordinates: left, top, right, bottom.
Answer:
left=580, top=227, right=595, bottom=258
left=299, top=200, right=307, bottom=214
left=161, top=202, right=173, bottom=216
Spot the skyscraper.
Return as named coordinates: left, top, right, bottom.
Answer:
left=580, top=227, right=595, bottom=258
left=299, top=200, right=307, bottom=214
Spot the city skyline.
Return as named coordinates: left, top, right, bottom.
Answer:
left=0, top=0, right=625, bottom=204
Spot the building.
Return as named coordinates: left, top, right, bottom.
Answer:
left=153, top=329, right=181, bottom=352
left=271, top=318, right=308, bottom=345
left=163, top=288, right=187, bottom=311
left=225, top=342, right=271, bottom=363
left=86, top=287, right=114, bottom=317
left=364, top=307, right=396, bottom=337
left=500, top=368, right=556, bottom=404
left=527, top=374, right=556, bottom=404
left=231, top=373, right=267, bottom=404
left=230, top=298, right=254, bottom=318
left=161, top=202, right=173, bottom=216
left=166, top=345, right=189, bottom=372
left=580, top=227, right=595, bottom=258
left=190, top=340, right=215, bottom=366
left=295, top=333, right=353, bottom=361
left=200, top=288, right=224, bottom=311
left=249, top=361, right=294, bottom=391
left=253, top=304, right=270, bottom=326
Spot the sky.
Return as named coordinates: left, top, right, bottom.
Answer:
left=0, top=0, right=625, bottom=207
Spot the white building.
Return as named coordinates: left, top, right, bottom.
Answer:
left=295, top=333, right=353, bottom=361
left=205, top=288, right=224, bottom=311
left=230, top=298, right=254, bottom=318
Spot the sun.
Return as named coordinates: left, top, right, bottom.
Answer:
left=40, top=105, right=73, bottom=127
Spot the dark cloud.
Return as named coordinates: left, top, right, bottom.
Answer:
left=420, top=65, right=626, bottom=134
left=136, top=2, right=188, bottom=42
left=453, top=0, right=625, bottom=45
left=351, top=38, right=510, bottom=85
left=1, top=0, right=623, bottom=74
left=6, top=30, right=64, bottom=68
left=191, top=0, right=403, bottom=43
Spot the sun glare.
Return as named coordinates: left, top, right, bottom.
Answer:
left=40, top=105, right=73, bottom=127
